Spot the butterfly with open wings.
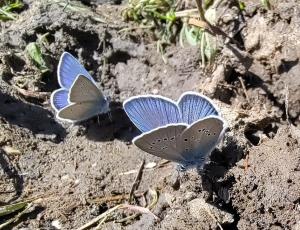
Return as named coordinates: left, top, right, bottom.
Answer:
left=123, top=92, right=227, bottom=170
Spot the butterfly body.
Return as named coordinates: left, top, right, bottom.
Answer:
left=124, top=92, right=227, bottom=169
left=51, top=52, right=109, bottom=122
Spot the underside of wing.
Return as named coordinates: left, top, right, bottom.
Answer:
left=178, top=92, right=219, bottom=124
left=57, top=101, right=102, bottom=122
left=123, top=95, right=181, bottom=133
left=58, top=52, right=95, bottom=89
left=133, top=124, right=187, bottom=163
left=51, top=88, right=69, bottom=111
left=69, top=75, right=104, bottom=103
left=180, top=116, right=225, bottom=164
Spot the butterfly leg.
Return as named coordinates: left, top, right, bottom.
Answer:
left=108, top=111, right=113, bottom=122
left=97, top=115, right=101, bottom=126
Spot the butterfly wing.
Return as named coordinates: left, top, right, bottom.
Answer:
left=57, top=101, right=104, bottom=122
left=180, top=116, right=226, bottom=167
left=178, top=92, right=219, bottom=124
left=69, top=75, right=105, bottom=103
left=58, top=52, right=95, bottom=89
left=50, top=89, right=69, bottom=111
left=123, top=96, right=181, bottom=133
left=133, top=124, right=187, bottom=163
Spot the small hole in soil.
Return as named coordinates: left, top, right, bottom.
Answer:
left=107, top=50, right=131, bottom=64
left=244, top=123, right=278, bottom=146
left=277, top=59, right=299, bottom=74
left=5, top=55, right=26, bottom=72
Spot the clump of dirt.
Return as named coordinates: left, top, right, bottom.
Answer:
left=0, top=0, right=300, bottom=229
left=230, top=127, right=300, bottom=229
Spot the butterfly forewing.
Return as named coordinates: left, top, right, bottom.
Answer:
left=58, top=52, right=95, bottom=89
left=123, top=96, right=181, bottom=133
left=180, top=116, right=225, bottom=164
left=133, top=124, right=187, bottom=163
left=69, top=75, right=104, bottom=103
left=57, top=101, right=103, bottom=122
left=178, top=92, right=218, bottom=124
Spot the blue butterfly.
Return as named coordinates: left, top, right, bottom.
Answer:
left=123, top=92, right=227, bottom=169
left=50, top=52, right=109, bottom=122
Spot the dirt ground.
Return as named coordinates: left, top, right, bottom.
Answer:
left=0, top=0, right=299, bottom=229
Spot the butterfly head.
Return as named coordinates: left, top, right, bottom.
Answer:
left=98, top=97, right=110, bottom=115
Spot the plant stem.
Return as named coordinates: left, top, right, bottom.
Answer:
left=194, top=0, right=205, bottom=21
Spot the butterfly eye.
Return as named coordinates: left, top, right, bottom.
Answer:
left=152, top=142, right=155, bottom=145
left=149, top=146, right=153, bottom=149
left=157, top=139, right=161, bottom=142
left=184, top=138, right=188, bottom=142
left=163, top=138, right=168, bottom=141
left=170, top=137, right=175, bottom=141
left=213, top=132, right=216, bottom=136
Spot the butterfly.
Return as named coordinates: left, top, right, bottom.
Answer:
left=123, top=92, right=227, bottom=169
left=50, top=52, right=109, bottom=122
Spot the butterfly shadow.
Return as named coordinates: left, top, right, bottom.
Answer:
left=84, top=102, right=140, bottom=142
left=199, top=134, right=245, bottom=203
left=0, top=91, right=67, bottom=142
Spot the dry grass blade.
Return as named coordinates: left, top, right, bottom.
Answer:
left=129, top=159, right=145, bottom=204
left=116, top=188, right=159, bottom=223
left=121, top=204, right=160, bottom=220
left=88, top=192, right=145, bottom=204
left=13, top=85, right=49, bottom=100
left=77, top=189, right=159, bottom=229
left=238, top=76, right=250, bottom=103
left=76, top=204, right=123, bottom=230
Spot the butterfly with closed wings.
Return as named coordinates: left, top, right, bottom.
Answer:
left=123, top=92, right=227, bottom=170
left=50, top=52, right=109, bottom=122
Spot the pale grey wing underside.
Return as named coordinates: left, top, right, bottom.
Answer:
left=69, top=75, right=104, bottom=103
left=57, top=101, right=102, bottom=122
left=180, top=116, right=225, bottom=164
left=133, top=124, right=187, bottom=163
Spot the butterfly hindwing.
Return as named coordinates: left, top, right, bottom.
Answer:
left=178, top=92, right=219, bottom=124
left=123, top=96, right=181, bottom=133
left=180, top=116, right=225, bottom=165
left=133, top=124, right=187, bottom=163
left=57, top=101, right=104, bottom=122
left=50, top=88, right=69, bottom=111
left=69, top=75, right=104, bottom=103
left=58, top=52, right=95, bottom=89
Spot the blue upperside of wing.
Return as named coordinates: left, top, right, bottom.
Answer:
left=123, top=96, right=181, bottom=133
left=51, top=88, right=69, bottom=111
left=178, top=93, right=218, bottom=124
left=58, top=52, right=95, bottom=89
